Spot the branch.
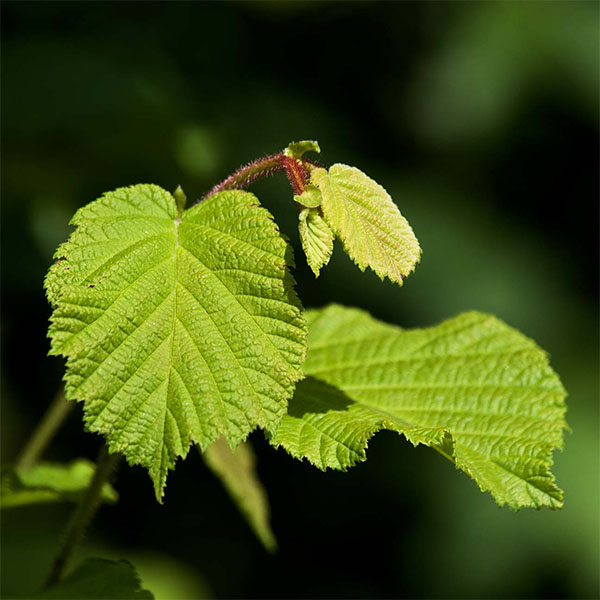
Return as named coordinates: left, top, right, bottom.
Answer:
left=16, top=388, right=73, bottom=469
left=43, top=444, right=120, bottom=589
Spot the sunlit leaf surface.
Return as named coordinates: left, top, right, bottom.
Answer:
left=46, top=185, right=306, bottom=500
left=271, top=305, right=567, bottom=509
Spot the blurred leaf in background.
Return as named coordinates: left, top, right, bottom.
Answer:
left=1, top=460, right=118, bottom=508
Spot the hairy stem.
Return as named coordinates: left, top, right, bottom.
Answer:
left=282, top=155, right=307, bottom=195
left=200, top=152, right=316, bottom=203
left=201, top=153, right=286, bottom=201
left=43, top=444, right=120, bottom=589
left=16, top=388, right=73, bottom=469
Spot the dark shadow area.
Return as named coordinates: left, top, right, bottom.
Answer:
left=288, top=376, right=355, bottom=418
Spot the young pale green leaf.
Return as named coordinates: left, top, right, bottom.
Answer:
left=203, top=438, right=276, bottom=552
left=270, top=305, right=567, bottom=510
left=36, top=558, right=153, bottom=599
left=284, top=140, right=321, bottom=159
left=46, top=185, right=306, bottom=501
left=298, top=208, right=335, bottom=277
left=1, top=460, right=118, bottom=509
left=311, top=165, right=421, bottom=286
left=294, top=184, right=322, bottom=209
left=173, top=185, right=187, bottom=215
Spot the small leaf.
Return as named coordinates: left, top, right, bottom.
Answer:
left=294, top=184, right=322, bottom=208
left=298, top=208, right=334, bottom=277
left=46, top=185, right=307, bottom=501
left=172, top=185, right=187, bottom=216
left=1, top=460, right=118, bottom=509
left=311, top=165, right=421, bottom=286
left=203, top=438, right=276, bottom=552
left=270, top=305, right=567, bottom=510
left=36, top=558, right=153, bottom=599
left=284, top=140, right=321, bottom=159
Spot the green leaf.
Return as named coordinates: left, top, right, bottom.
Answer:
left=271, top=305, right=567, bottom=509
left=36, top=558, right=153, bottom=599
left=284, top=140, right=321, bottom=159
left=294, top=184, right=322, bottom=209
left=203, top=438, right=276, bottom=552
left=1, top=460, right=118, bottom=509
left=46, top=184, right=307, bottom=501
left=172, top=185, right=187, bottom=216
left=311, top=165, right=421, bottom=286
left=298, top=208, right=334, bottom=277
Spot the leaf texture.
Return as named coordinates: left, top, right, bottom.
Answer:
left=1, top=460, right=118, bottom=509
left=311, top=165, right=421, bottom=285
left=46, top=185, right=306, bottom=500
left=270, top=305, right=567, bottom=509
left=298, top=208, right=334, bottom=277
left=203, top=438, right=276, bottom=551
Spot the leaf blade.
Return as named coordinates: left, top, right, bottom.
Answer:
left=203, top=438, right=276, bottom=552
left=46, top=185, right=307, bottom=500
left=284, top=140, right=321, bottom=159
left=36, top=558, right=153, bottom=599
left=312, top=165, right=421, bottom=285
left=298, top=208, right=334, bottom=277
left=1, top=460, right=118, bottom=509
left=271, top=305, right=567, bottom=509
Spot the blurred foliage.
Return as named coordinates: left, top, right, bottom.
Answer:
left=1, top=1, right=598, bottom=599
left=1, top=459, right=117, bottom=508
left=35, top=558, right=152, bottom=600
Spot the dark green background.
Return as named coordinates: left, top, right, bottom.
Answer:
left=2, top=2, right=598, bottom=598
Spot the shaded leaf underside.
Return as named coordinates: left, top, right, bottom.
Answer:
left=271, top=305, right=567, bottom=509
left=203, top=438, right=276, bottom=551
left=46, top=185, right=306, bottom=500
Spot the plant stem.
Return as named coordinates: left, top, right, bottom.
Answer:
left=43, top=443, right=120, bottom=589
left=282, top=155, right=308, bottom=195
left=16, top=388, right=73, bottom=469
left=200, top=152, right=316, bottom=203
left=201, top=153, right=286, bottom=201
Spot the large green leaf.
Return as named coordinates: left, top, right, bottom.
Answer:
left=203, top=438, right=276, bottom=551
left=311, top=165, right=421, bottom=286
left=271, top=305, right=567, bottom=509
left=1, top=460, right=117, bottom=509
left=46, top=185, right=306, bottom=500
left=36, top=558, right=153, bottom=599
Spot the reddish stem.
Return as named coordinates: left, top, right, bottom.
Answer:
left=200, top=152, right=316, bottom=203
left=282, top=156, right=308, bottom=195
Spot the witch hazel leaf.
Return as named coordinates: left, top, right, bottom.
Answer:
left=46, top=184, right=307, bottom=501
left=270, top=305, right=567, bottom=510
left=311, top=165, right=421, bottom=286
left=298, top=208, right=334, bottom=277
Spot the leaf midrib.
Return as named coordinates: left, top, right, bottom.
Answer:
left=333, top=174, right=417, bottom=247
left=155, top=217, right=182, bottom=483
